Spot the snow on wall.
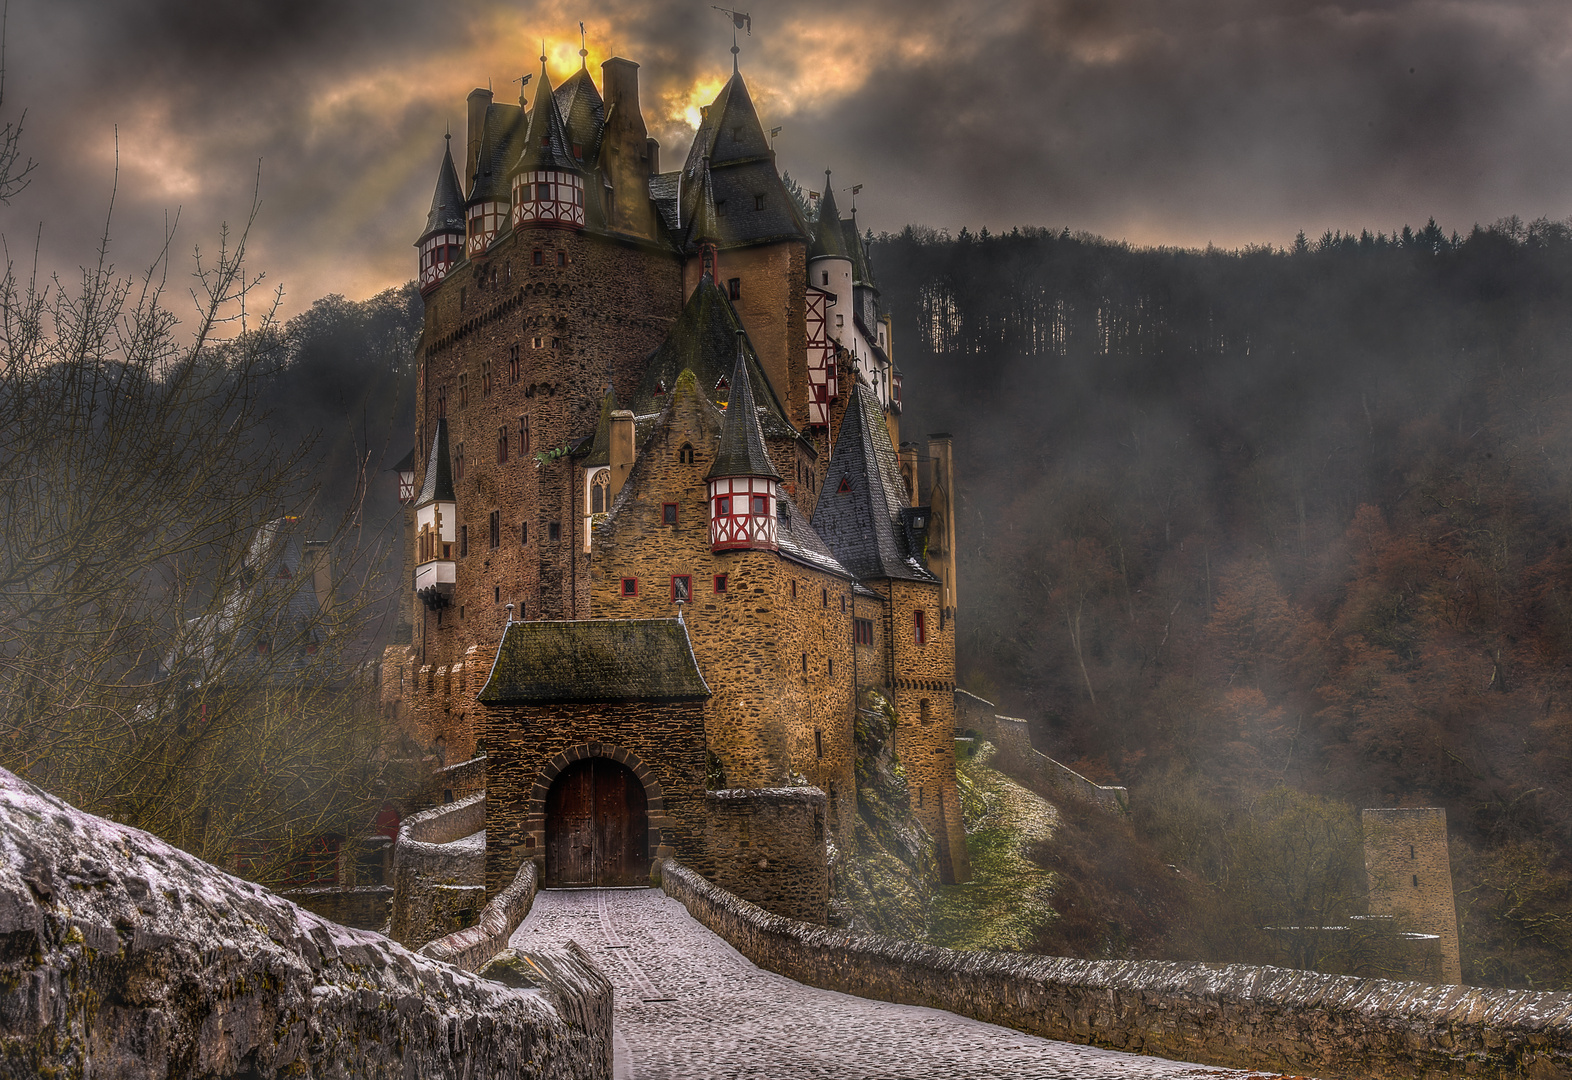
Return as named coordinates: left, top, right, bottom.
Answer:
left=660, top=857, right=1572, bottom=1080
left=0, top=767, right=609, bottom=1079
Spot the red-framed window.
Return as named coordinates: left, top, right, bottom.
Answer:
left=671, top=575, right=692, bottom=602
left=714, top=574, right=727, bottom=594
left=837, top=477, right=851, bottom=494
left=620, top=577, right=638, bottom=598
left=728, top=277, right=741, bottom=300
left=854, top=618, right=873, bottom=646
left=663, top=502, right=679, bottom=526
left=914, top=609, right=927, bottom=645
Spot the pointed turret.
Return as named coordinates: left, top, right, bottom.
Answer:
left=511, top=57, right=587, bottom=230
left=413, top=419, right=458, bottom=609
left=554, top=65, right=605, bottom=166
left=808, top=179, right=850, bottom=261
left=416, top=136, right=467, bottom=294
left=465, top=98, right=524, bottom=257
left=707, top=331, right=781, bottom=553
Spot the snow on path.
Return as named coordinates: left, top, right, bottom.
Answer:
left=511, top=887, right=1275, bottom=1080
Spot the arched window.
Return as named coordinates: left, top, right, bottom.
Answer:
left=591, top=470, right=610, bottom=513
left=679, top=443, right=695, bottom=464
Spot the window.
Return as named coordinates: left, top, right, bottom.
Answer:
left=493, top=585, right=500, bottom=603
left=713, top=573, right=727, bottom=593
left=815, top=729, right=823, bottom=759
left=752, top=494, right=768, bottom=516
left=663, top=502, right=678, bottom=526
left=854, top=618, right=873, bottom=646
left=790, top=579, right=797, bottom=599
left=679, top=443, right=695, bottom=464
left=821, top=588, right=828, bottom=608
left=488, top=510, right=500, bottom=549
left=533, top=249, right=543, bottom=266
left=591, top=472, right=609, bottom=513
left=836, top=313, right=844, bottom=328
left=497, top=427, right=509, bottom=464
left=455, top=443, right=465, bottom=480
left=716, top=199, right=727, bottom=217
left=557, top=251, right=567, bottom=267
left=671, top=575, right=692, bottom=602
left=755, top=193, right=765, bottom=211
left=917, top=787, right=924, bottom=809
left=840, top=595, right=846, bottom=612
left=716, top=495, right=730, bottom=516
left=920, top=699, right=931, bottom=725
left=821, top=271, right=829, bottom=286
left=1410, top=845, right=1416, bottom=859
left=532, top=336, right=543, bottom=349
left=915, top=609, right=927, bottom=645
left=829, top=658, right=834, bottom=676
left=519, top=414, right=530, bottom=455
left=481, top=360, right=492, bottom=396
left=573, top=143, right=583, bottom=160
left=801, top=653, right=807, bottom=673
left=549, top=521, right=561, bottom=542
left=654, top=380, right=666, bottom=397
left=458, top=372, right=469, bottom=407
left=838, top=477, right=851, bottom=494
left=536, top=181, right=550, bottom=200
left=621, top=577, right=638, bottom=597
left=1413, top=875, right=1420, bottom=887
left=437, top=385, right=448, bottom=419
left=551, top=337, right=561, bottom=349
left=520, top=520, right=529, bottom=545
left=727, top=277, right=741, bottom=300
left=459, top=524, right=469, bottom=557
left=508, top=344, right=520, bottom=383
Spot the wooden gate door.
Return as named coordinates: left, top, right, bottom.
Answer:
left=545, top=758, right=649, bottom=887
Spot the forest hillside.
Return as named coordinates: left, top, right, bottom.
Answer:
left=873, top=220, right=1572, bottom=988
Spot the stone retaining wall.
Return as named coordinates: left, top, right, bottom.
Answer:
left=392, top=792, right=488, bottom=948
left=420, top=858, right=541, bottom=972
left=280, top=883, right=392, bottom=930
left=660, top=858, right=1572, bottom=1080
left=954, top=691, right=1128, bottom=814
left=704, top=787, right=828, bottom=923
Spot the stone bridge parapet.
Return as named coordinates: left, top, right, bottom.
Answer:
left=660, top=857, right=1572, bottom=1080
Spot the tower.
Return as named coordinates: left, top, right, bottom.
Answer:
left=413, top=418, right=458, bottom=613
left=1362, top=807, right=1462, bottom=984
left=416, top=136, right=466, bottom=295
left=707, top=332, right=782, bottom=553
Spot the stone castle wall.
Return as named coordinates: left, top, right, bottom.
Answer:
left=279, top=883, right=393, bottom=931
left=660, top=858, right=1572, bottom=1080
left=954, top=691, right=1129, bottom=815
left=420, top=858, right=540, bottom=972
left=703, top=787, right=829, bottom=923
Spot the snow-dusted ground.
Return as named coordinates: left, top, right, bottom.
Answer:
left=511, top=887, right=1276, bottom=1080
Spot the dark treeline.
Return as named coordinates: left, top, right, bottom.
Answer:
left=874, top=219, right=1572, bottom=987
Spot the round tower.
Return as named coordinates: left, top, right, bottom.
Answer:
left=706, top=331, right=781, bottom=552
left=807, top=171, right=854, bottom=344
left=511, top=55, right=587, bottom=230
left=416, top=135, right=466, bottom=294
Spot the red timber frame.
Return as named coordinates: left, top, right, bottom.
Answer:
left=805, top=287, right=838, bottom=426
left=512, top=171, right=586, bottom=228
left=708, top=477, right=778, bottom=551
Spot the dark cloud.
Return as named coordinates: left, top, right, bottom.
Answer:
left=2, top=0, right=1569, bottom=316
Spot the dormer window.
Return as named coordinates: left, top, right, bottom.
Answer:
left=573, top=144, right=583, bottom=160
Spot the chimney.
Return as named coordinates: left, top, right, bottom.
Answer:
left=646, top=137, right=660, bottom=175
left=599, top=57, right=657, bottom=241
left=897, top=443, right=920, bottom=507
left=609, top=410, right=636, bottom=500
left=466, top=88, right=493, bottom=192
left=601, top=58, right=647, bottom=140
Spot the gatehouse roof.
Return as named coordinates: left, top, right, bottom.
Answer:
left=478, top=618, right=711, bottom=704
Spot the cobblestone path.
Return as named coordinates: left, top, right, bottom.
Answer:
left=511, top=887, right=1275, bottom=1080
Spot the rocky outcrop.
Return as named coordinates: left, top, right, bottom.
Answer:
left=0, top=767, right=609, bottom=1079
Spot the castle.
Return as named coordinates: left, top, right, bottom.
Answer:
left=380, top=41, right=970, bottom=917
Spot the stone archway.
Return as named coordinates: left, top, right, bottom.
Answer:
left=528, top=743, right=666, bottom=886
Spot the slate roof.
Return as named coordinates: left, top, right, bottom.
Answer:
left=468, top=101, right=525, bottom=206
left=808, top=180, right=851, bottom=261
left=478, top=619, right=711, bottom=704
left=811, top=383, right=938, bottom=584
left=554, top=66, right=605, bottom=164
left=706, top=332, right=780, bottom=481
left=630, top=274, right=797, bottom=444
left=674, top=71, right=806, bottom=251
left=844, top=216, right=875, bottom=288
left=415, top=418, right=455, bottom=507
left=512, top=64, right=581, bottom=176
left=776, top=498, right=853, bottom=579
left=419, top=138, right=467, bottom=241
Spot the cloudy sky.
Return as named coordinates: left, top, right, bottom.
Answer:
left=6, top=0, right=1572, bottom=318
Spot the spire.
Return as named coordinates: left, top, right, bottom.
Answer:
left=707, top=330, right=781, bottom=481
left=689, top=155, right=723, bottom=250
left=513, top=56, right=582, bottom=175
left=418, top=136, right=466, bottom=241
left=808, top=171, right=850, bottom=260
left=415, top=418, right=455, bottom=507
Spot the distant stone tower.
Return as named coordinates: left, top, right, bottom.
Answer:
left=1362, top=807, right=1462, bottom=984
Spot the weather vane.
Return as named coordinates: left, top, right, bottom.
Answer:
left=712, top=7, right=751, bottom=70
